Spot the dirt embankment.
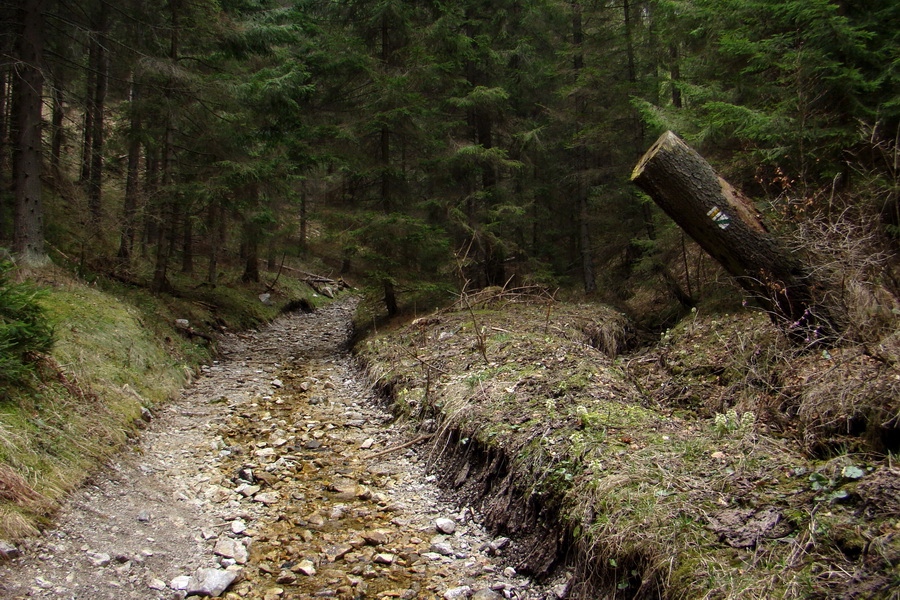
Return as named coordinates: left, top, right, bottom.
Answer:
left=357, top=294, right=900, bottom=599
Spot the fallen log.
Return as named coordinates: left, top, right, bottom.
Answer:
left=631, top=131, right=845, bottom=343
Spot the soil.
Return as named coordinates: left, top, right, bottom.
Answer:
left=0, top=298, right=565, bottom=600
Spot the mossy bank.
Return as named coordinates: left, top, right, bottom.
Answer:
left=356, top=292, right=900, bottom=599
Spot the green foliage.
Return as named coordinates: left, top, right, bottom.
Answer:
left=0, top=263, right=53, bottom=387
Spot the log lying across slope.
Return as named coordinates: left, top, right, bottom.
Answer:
left=631, top=130, right=845, bottom=342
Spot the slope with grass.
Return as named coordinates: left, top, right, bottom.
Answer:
left=0, top=264, right=320, bottom=541
left=357, top=290, right=900, bottom=599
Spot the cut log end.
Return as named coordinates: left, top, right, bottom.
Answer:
left=631, top=130, right=682, bottom=182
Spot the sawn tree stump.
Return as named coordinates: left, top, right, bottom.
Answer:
left=631, top=130, right=845, bottom=343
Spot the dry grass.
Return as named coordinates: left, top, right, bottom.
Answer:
left=358, top=298, right=900, bottom=599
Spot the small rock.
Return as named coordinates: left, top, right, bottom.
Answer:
left=231, top=519, right=248, bottom=535
left=294, top=560, right=316, bottom=576
left=254, top=492, right=279, bottom=505
left=147, top=577, right=167, bottom=591
left=170, top=575, right=191, bottom=590
left=430, top=542, right=454, bottom=556
left=435, top=518, right=457, bottom=534
left=360, top=438, right=375, bottom=449
left=137, top=510, right=152, bottom=522
left=272, top=379, right=283, bottom=388
left=87, top=551, right=111, bottom=567
left=264, top=588, right=285, bottom=600
left=235, top=484, right=261, bottom=497
left=186, top=567, right=239, bottom=597
left=490, top=537, right=510, bottom=551
left=362, top=530, right=388, bottom=546
left=0, top=540, right=22, bottom=560
left=472, top=591, right=503, bottom=600
left=711, top=451, right=727, bottom=461
left=373, top=553, right=395, bottom=564
left=276, top=571, right=297, bottom=584
left=443, top=586, right=473, bottom=599
left=214, top=538, right=249, bottom=564
left=502, top=567, right=516, bottom=578
left=324, top=543, right=353, bottom=562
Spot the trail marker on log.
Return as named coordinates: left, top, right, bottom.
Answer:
left=631, top=130, right=845, bottom=343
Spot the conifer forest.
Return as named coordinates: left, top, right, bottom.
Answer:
left=1, top=0, right=897, bottom=317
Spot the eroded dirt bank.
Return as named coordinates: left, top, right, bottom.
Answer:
left=0, top=299, right=564, bottom=600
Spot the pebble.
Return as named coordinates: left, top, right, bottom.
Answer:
left=373, top=552, right=395, bottom=564
left=294, top=559, right=316, bottom=576
left=435, top=517, right=457, bottom=534
left=87, top=551, right=111, bottom=567
left=444, top=585, right=473, bottom=599
left=147, top=577, right=167, bottom=590
left=186, top=567, right=240, bottom=596
left=472, top=590, right=504, bottom=600
left=0, top=540, right=22, bottom=560
left=430, top=541, right=454, bottom=556
left=214, top=538, right=248, bottom=564
left=170, top=575, right=191, bottom=590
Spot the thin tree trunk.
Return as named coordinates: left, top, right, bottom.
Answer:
left=384, top=279, right=398, bottom=317
left=12, top=0, right=48, bottom=266
left=117, top=78, right=142, bottom=265
left=572, top=0, right=595, bottom=293
left=299, top=186, right=307, bottom=251
left=88, top=8, right=109, bottom=225
left=181, top=213, right=193, bottom=273
left=50, top=83, right=64, bottom=173
left=80, top=35, right=97, bottom=185
left=141, top=152, right=159, bottom=257
left=207, top=203, right=220, bottom=284
left=632, top=131, right=846, bottom=341
left=241, top=221, right=260, bottom=283
left=0, top=71, right=8, bottom=173
left=151, top=0, right=180, bottom=293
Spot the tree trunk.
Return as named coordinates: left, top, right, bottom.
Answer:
left=572, top=1, right=595, bottom=294
left=0, top=71, right=8, bottom=173
left=88, top=8, right=109, bottom=225
left=50, top=83, right=64, bottom=173
left=632, top=131, right=845, bottom=342
left=117, top=78, right=142, bottom=265
left=12, top=0, right=48, bottom=266
left=181, top=212, right=193, bottom=273
left=241, top=221, right=260, bottom=283
left=207, top=203, right=220, bottom=284
left=384, top=278, right=398, bottom=317
left=80, top=35, right=97, bottom=185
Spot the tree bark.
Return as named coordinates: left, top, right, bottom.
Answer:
left=631, top=131, right=845, bottom=342
left=117, top=77, right=142, bottom=265
left=88, top=7, right=109, bottom=225
left=12, top=0, right=48, bottom=266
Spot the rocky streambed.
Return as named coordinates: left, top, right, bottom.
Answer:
left=0, top=298, right=567, bottom=600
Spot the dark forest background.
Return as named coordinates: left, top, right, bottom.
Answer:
left=2, top=0, right=898, bottom=325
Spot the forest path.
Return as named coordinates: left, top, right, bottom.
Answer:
left=0, top=298, right=551, bottom=600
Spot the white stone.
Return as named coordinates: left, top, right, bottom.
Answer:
left=435, top=517, right=457, bottom=534
left=443, top=586, right=473, bottom=599
left=186, top=567, right=239, bottom=597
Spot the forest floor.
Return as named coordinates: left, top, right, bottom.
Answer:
left=0, top=297, right=563, bottom=600
left=1, top=291, right=898, bottom=600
